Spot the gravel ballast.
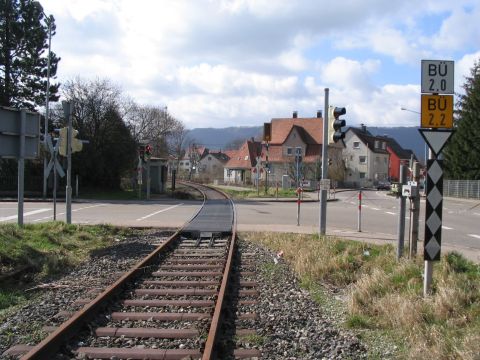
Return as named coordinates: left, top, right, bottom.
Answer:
left=1, top=230, right=393, bottom=359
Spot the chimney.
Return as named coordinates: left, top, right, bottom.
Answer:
left=317, top=110, right=322, bottom=118
left=361, top=123, right=367, bottom=133
left=250, top=137, right=254, bottom=142
left=293, top=111, right=298, bottom=118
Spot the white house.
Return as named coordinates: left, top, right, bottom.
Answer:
left=344, top=125, right=390, bottom=188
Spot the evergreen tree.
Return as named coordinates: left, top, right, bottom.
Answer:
left=444, top=60, right=480, bottom=180
left=0, top=0, right=60, bottom=109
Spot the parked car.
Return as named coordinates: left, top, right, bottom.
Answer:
left=376, top=181, right=391, bottom=190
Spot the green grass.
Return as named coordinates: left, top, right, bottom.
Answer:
left=0, top=222, right=136, bottom=311
left=242, top=231, right=480, bottom=359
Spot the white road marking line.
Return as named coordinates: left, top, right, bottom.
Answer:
left=136, top=204, right=183, bottom=221
left=33, top=204, right=106, bottom=222
left=442, top=226, right=453, bottom=230
left=0, top=208, right=50, bottom=222
left=385, top=212, right=396, bottom=215
left=71, top=204, right=106, bottom=212
left=474, top=213, right=480, bottom=216
left=468, top=234, right=480, bottom=240
left=372, top=208, right=380, bottom=211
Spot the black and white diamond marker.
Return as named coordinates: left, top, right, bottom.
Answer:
left=424, top=159, right=443, bottom=261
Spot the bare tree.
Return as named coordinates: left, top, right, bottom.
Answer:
left=125, top=105, right=186, bottom=158
left=53, top=77, right=137, bottom=189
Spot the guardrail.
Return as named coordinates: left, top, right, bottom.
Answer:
left=444, top=180, right=480, bottom=199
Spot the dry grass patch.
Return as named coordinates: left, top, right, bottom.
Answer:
left=242, top=231, right=480, bottom=359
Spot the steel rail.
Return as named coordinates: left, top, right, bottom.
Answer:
left=20, top=185, right=210, bottom=360
left=201, top=185, right=237, bottom=360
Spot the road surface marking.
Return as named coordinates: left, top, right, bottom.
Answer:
left=136, top=203, right=183, bottom=221
left=33, top=204, right=106, bottom=222
left=0, top=208, right=50, bottom=222
left=372, top=208, right=380, bottom=211
left=72, top=204, right=106, bottom=212
left=442, top=226, right=453, bottom=230
left=474, top=213, right=480, bottom=216
left=385, top=212, right=396, bottom=215
left=468, top=234, right=480, bottom=240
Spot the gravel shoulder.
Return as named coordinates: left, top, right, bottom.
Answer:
left=1, top=230, right=395, bottom=359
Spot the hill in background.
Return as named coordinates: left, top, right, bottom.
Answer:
left=187, top=126, right=425, bottom=163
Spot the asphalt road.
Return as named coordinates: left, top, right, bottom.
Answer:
left=1, top=190, right=479, bottom=262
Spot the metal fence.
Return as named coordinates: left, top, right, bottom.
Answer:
left=444, top=180, right=480, bottom=199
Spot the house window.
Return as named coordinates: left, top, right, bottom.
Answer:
left=359, top=156, right=367, bottom=164
left=375, top=140, right=379, bottom=148
left=359, top=172, right=366, bottom=179
left=213, top=164, right=217, bottom=169
left=208, top=156, right=212, bottom=161
left=350, top=155, right=353, bottom=161
left=353, top=141, right=360, bottom=149
left=296, top=147, right=302, bottom=155
left=287, top=147, right=293, bottom=155
left=244, top=155, right=249, bottom=160
left=382, top=142, right=387, bottom=150
left=185, top=162, right=189, bottom=166
left=179, top=162, right=183, bottom=166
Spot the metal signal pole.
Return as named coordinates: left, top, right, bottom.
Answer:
left=319, top=88, right=329, bottom=235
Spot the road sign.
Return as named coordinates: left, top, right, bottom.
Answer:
left=421, top=60, right=454, bottom=94
left=0, top=107, right=40, bottom=158
left=424, top=159, right=444, bottom=261
left=418, top=129, right=453, bottom=157
left=421, top=94, right=453, bottom=128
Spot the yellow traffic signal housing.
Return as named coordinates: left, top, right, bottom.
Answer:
left=71, top=129, right=83, bottom=153
left=58, top=127, right=68, bottom=156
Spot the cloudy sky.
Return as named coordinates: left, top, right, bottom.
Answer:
left=41, top=0, right=480, bottom=129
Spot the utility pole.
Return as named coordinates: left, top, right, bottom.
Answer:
left=319, top=88, right=329, bottom=235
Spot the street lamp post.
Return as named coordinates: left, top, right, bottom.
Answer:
left=42, top=12, right=53, bottom=199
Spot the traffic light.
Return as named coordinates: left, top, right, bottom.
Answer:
left=71, top=129, right=83, bottom=153
left=328, top=106, right=347, bottom=144
left=145, top=144, right=152, bottom=160
left=58, top=127, right=83, bottom=156
left=58, top=127, right=68, bottom=156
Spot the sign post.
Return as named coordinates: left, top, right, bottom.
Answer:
left=420, top=59, right=454, bottom=296
left=0, top=107, right=40, bottom=226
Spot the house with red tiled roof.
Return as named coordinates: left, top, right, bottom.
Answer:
left=258, top=111, right=343, bottom=187
left=223, top=139, right=261, bottom=185
left=377, top=135, right=417, bottom=182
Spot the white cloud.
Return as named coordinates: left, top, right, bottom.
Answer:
left=455, top=51, right=480, bottom=93
left=37, top=0, right=480, bottom=129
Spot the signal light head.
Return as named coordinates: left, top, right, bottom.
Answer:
left=333, top=107, right=346, bottom=118
left=328, top=106, right=347, bottom=144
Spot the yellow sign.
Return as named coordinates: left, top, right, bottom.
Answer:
left=421, top=94, right=453, bottom=128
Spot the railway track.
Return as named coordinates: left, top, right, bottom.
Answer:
left=4, top=182, right=261, bottom=360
